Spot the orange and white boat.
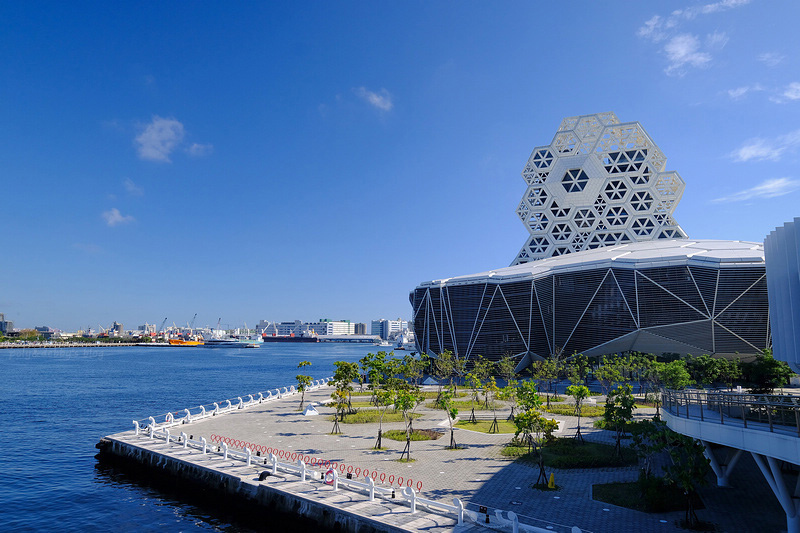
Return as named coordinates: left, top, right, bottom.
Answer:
left=168, top=338, right=204, bottom=346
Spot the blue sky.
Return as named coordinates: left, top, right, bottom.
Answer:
left=2, top=1, right=799, bottom=332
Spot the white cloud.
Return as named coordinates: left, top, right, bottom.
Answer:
left=664, top=34, right=712, bottom=75
left=135, top=116, right=185, bottom=162
left=187, top=143, right=214, bottom=157
left=712, top=177, right=800, bottom=203
left=730, top=129, right=800, bottom=162
left=355, top=87, right=393, bottom=111
left=638, top=1, right=748, bottom=75
left=102, top=208, right=135, bottom=227
left=783, top=82, right=800, bottom=101
left=757, top=52, right=785, bottom=67
left=727, top=84, right=764, bottom=100
left=123, top=178, right=143, bottom=196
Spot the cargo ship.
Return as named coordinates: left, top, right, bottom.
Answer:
left=261, top=334, right=319, bottom=343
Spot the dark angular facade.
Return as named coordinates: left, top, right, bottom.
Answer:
left=411, top=241, right=769, bottom=369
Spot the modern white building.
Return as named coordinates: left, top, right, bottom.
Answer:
left=512, top=112, right=687, bottom=265
left=371, top=319, right=409, bottom=340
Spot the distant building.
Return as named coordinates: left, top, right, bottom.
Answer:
left=35, top=326, right=56, bottom=339
left=111, top=322, right=124, bottom=337
left=354, top=323, right=367, bottom=335
left=371, top=319, right=409, bottom=340
left=138, top=324, right=156, bottom=335
left=0, top=313, right=13, bottom=334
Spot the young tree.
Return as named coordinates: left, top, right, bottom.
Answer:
left=451, top=354, right=468, bottom=392
left=595, top=354, right=624, bottom=395
left=496, top=355, right=518, bottom=386
left=566, top=353, right=590, bottom=387
left=330, top=388, right=347, bottom=434
left=517, top=379, right=543, bottom=412
left=664, top=433, right=711, bottom=528
left=513, top=409, right=559, bottom=485
left=465, top=370, right=482, bottom=423
left=296, top=360, right=312, bottom=410
left=744, top=348, right=794, bottom=394
left=566, top=384, right=590, bottom=443
left=373, top=388, right=395, bottom=449
left=332, top=360, right=360, bottom=413
left=436, top=386, right=459, bottom=449
left=485, top=376, right=501, bottom=433
left=394, top=387, right=425, bottom=461
left=499, top=379, right=520, bottom=420
left=603, top=384, right=636, bottom=457
left=432, top=350, right=454, bottom=398
left=660, top=360, right=694, bottom=390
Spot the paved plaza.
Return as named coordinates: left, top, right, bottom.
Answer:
left=118, top=385, right=788, bottom=532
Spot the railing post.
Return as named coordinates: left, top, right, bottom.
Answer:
left=403, top=487, right=417, bottom=513
left=332, top=469, right=339, bottom=491
left=181, top=432, right=188, bottom=448
left=226, top=400, right=232, bottom=410
left=222, top=442, right=229, bottom=460
left=299, top=459, right=306, bottom=482
left=200, top=405, right=206, bottom=417
left=133, top=420, right=140, bottom=435
left=699, top=391, right=704, bottom=421
left=454, top=498, right=464, bottom=525
left=165, top=429, right=171, bottom=444
left=149, top=425, right=155, bottom=439
left=213, top=402, right=219, bottom=415
left=258, top=392, right=264, bottom=403
left=202, top=437, right=207, bottom=454
left=246, top=447, right=252, bottom=466
left=270, top=453, right=278, bottom=475
left=508, top=511, right=519, bottom=533
left=367, top=476, right=375, bottom=501
left=184, top=408, right=192, bottom=422
left=149, top=416, right=156, bottom=429
left=768, top=403, right=774, bottom=432
left=237, top=397, right=243, bottom=409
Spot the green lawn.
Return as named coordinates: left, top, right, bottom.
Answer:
left=429, top=400, right=503, bottom=410
left=501, top=438, right=637, bottom=468
left=332, top=410, right=420, bottom=424
left=383, top=428, right=443, bottom=441
left=455, top=419, right=517, bottom=434
left=543, top=404, right=605, bottom=417
left=593, top=479, right=704, bottom=513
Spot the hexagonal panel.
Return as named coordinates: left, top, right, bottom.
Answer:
left=512, top=113, right=687, bottom=265
left=561, top=169, right=589, bottom=193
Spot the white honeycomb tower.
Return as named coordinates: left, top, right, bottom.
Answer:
left=512, top=112, right=688, bottom=265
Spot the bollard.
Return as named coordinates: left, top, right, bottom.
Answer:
left=181, top=432, right=188, bottom=448
left=508, top=511, right=519, bottom=533
left=201, top=437, right=207, bottom=454
left=165, top=429, right=171, bottom=444
left=454, top=498, right=464, bottom=525
left=258, top=393, right=263, bottom=403
left=270, top=453, right=278, bottom=476
left=246, top=447, right=252, bottom=466
left=133, top=420, right=140, bottom=436
left=298, top=459, right=307, bottom=482
left=222, top=442, right=229, bottom=460
left=403, top=487, right=417, bottom=514
left=213, top=402, right=219, bottom=415
left=237, top=397, right=243, bottom=409
left=200, top=405, right=206, bottom=416
left=149, top=416, right=156, bottom=429
left=332, top=469, right=339, bottom=491
left=225, top=400, right=232, bottom=410
left=366, top=476, right=375, bottom=501
left=149, top=425, right=155, bottom=439
left=184, top=408, right=192, bottom=422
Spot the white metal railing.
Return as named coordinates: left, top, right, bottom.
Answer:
left=662, top=388, right=800, bottom=436
left=133, top=428, right=470, bottom=526
left=133, top=378, right=332, bottom=433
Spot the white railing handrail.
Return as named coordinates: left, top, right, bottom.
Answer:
left=133, top=427, right=466, bottom=526
left=133, top=377, right=333, bottom=432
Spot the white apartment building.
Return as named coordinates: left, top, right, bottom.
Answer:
left=371, top=319, right=408, bottom=340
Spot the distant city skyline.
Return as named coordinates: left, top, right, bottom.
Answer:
left=2, top=2, right=799, bottom=331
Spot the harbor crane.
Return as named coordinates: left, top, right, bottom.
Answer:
left=158, top=317, right=168, bottom=335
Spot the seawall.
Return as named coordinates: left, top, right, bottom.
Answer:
left=96, top=435, right=420, bottom=533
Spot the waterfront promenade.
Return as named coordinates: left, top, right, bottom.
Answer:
left=102, top=385, right=785, bottom=532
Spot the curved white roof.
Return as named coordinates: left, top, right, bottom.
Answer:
left=420, top=239, right=764, bottom=287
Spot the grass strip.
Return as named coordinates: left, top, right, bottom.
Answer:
left=455, top=419, right=517, bottom=434
left=383, top=429, right=443, bottom=441
left=501, top=438, right=637, bottom=468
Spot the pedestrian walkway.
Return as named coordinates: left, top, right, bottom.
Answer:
left=114, top=385, right=788, bottom=532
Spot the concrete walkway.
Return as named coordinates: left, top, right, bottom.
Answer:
left=116, top=386, right=788, bottom=532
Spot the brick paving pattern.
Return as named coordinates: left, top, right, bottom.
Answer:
left=113, top=385, right=788, bottom=533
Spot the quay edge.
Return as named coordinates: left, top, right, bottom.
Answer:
left=95, top=435, right=425, bottom=533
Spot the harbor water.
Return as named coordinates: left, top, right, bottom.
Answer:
left=0, top=344, right=374, bottom=531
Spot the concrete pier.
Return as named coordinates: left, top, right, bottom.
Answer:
left=97, top=384, right=787, bottom=532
